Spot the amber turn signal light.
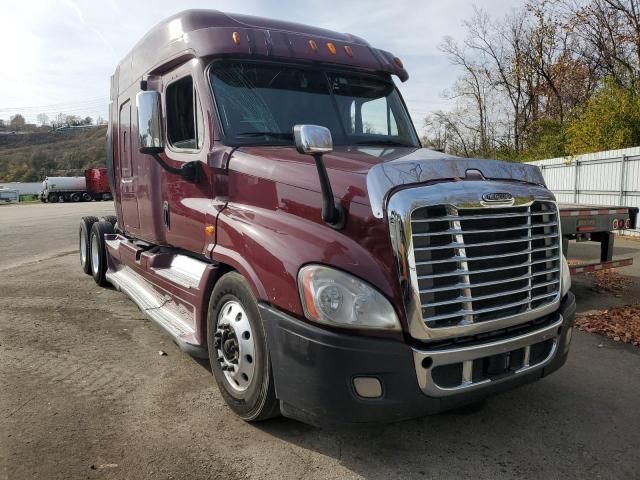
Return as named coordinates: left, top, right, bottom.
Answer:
left=327, top=42, right=337, bottom=55
left=205, top=225, right=215, bottom=235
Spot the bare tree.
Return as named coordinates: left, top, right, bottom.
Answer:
left=439, top=36, right=491, bottom=154
left=36, top=113, right=49, bottom=126
left=566, top=0, right=640, bottom=87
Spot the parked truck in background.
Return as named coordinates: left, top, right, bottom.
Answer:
left=41, top=168, right=112, bottom=203
left=78, top=10, right=576, bottom=427
left=0, top=186, right=19, bottom=203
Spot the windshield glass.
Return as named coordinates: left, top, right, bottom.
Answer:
left=209, top=61, right=419, bottom=147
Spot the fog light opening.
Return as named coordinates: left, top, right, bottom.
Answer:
left=353, top=377, right=382, bottom=399
left=421, top=357, right=433, bottom=369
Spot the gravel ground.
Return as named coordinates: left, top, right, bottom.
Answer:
left=1, top=202, right=639, bottom=480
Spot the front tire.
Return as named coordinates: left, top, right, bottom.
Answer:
left=89, top=221, right=114, bottom=286
left=207, top=272, right=279, bottom=422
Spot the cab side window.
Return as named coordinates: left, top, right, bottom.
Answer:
left=166, top=76, right=204, bottom=151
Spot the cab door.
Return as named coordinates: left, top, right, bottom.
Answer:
left=118, top=100, right=140, bottom=230
left=160, top=64, right=212, bottom=253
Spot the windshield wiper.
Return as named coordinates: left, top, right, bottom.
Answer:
left=355, top=139, right=413, bottom=147
left=236, top=131, right=294, bottom=140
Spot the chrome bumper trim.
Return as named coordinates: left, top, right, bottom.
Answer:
left=412, top=315, right=563, bottom=397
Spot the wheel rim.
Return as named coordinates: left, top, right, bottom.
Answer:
left=80, top=229, right=87, bottom=266
left=214, top=300, right=256, bottom=393
left=90, top=233, right=100, bottom=276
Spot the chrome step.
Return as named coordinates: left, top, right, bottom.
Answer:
left=106, top=267, right=204, bottom=356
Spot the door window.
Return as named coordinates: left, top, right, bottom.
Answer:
left=166, top=76, right=204, bottom=151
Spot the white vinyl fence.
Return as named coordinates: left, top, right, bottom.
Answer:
left=527, top=146, right=640, bottom=234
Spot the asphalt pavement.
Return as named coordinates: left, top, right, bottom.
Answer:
left=0, top=202, right=639, bottom=479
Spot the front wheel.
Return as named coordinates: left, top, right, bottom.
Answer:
left=207, top=272, right=280, bottom=422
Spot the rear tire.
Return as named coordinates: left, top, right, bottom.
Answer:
left=79, top=216, right=99, bottom=274
left=100, top=215, right=118, bottom=228
left=71, top=193, right=81, bottom=202
left=48, top=193, right=58, bottom=203
left=89, top=221, right=114, bottom=286
left=82, top=192, right=92, bottom=202
left=207, top=272, right=280, bottom=422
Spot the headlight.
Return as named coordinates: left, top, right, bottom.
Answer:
left=561, top=255, right=571, bottom=296
left=298, top=265, right=400, bottom=330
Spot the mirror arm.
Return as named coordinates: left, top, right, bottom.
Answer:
left=149, top=153, right=200, bottom=183
left=312, top=153, right=345, bottom=229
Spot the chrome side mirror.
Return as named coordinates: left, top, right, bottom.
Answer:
left=293, top=124, right=333, bottom=155
left=292, top=124, right=344, bottom=228
left=136, top=91, right=164, bottom=154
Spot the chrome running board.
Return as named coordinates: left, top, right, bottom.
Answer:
left=106, top=266, right=208, bottom=358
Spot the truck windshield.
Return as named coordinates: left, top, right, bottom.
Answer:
left=209, top=61, right=420, bottom=147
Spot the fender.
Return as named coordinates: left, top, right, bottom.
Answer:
left=210, top=174, right=403, bottom=337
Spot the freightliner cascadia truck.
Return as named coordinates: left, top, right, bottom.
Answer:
left=79, top=10, right=575, bottom=426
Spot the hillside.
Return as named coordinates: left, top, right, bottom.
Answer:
left=0, top=126, right=107, bottom=182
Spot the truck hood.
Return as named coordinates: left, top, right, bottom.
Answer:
left=229, top=146, right=546, bottom=217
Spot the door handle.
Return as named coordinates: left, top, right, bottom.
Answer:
left=163, top=201, right=170, bottom=229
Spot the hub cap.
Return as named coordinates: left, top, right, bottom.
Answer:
left=90, top=233, right=100, bottom=276
left=80, top=229, right=87, bottom=265
left=214, top=300, right=256, bottom=393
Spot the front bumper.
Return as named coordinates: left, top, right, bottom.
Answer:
left=261, top=292, right=576, bottom=427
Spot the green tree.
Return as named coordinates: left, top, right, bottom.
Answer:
left=522, top=118, right=567, bottom=160
left=566, top=80, right=640, bottom=155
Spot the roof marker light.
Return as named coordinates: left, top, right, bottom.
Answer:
left=393, top=56, right=404, bottom=68
left=327, top=42, right=337, bottom=55
left=344, top=45, right=353, bottom=57
left=308, top=39, right=318, bottom=52
left=232, top=31, right=240, bottom=45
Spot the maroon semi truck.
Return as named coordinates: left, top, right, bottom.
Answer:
left=79, top=10, right=575, bottom=426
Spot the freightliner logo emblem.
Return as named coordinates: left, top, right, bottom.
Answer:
left=482, top=192, right=514, bottom=203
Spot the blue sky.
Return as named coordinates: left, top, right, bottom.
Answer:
left=0, top=0, right=517, bottom=132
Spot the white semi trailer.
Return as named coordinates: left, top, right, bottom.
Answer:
left=41, top=176, right=88, bottom=203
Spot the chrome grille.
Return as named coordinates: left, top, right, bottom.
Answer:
left=410, top=201, right=560, bottom=329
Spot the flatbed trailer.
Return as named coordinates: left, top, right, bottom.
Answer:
left=558, top=203, right=638, bottom=274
